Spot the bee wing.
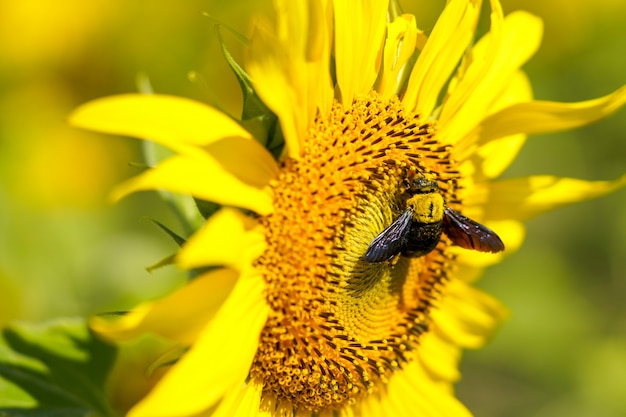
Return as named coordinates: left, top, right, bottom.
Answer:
left=365, top=210, right=413, bottom=263
left=442, top=208, right=505, bottom=253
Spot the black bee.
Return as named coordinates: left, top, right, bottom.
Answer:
left=365, top=177, right=505, bottom=263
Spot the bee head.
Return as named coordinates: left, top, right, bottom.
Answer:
left=409, top=175, right=439, bottom=195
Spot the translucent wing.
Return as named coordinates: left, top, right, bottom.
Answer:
left=365, top=210, right=413, bottom=263
left=442, top=208, right=505, bottom=253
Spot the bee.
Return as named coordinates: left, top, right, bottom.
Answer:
left=365, top=176, right=505, bottom=263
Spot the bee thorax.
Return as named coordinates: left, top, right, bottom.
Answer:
left=406, top=193, right=444, bottom=224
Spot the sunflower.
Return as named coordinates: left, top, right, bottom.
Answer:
left=70, top=0, right=626, bottom=416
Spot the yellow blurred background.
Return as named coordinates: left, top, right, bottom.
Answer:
left=0, top=1, right=624, bottom=416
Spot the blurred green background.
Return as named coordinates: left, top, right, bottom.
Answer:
left=0, top=1, right=624, bottom=416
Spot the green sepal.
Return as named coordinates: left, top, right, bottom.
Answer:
left=215, top=26, right=264, bottom=120
left=388, top=0, right=405, bottom=21
left=144, top=215, right=219, bottom=279
left=240, top=115, right=285, bottom=161
left=193, top=197, right=220, bottom=220
left=145, top=254, right=177, bottom=273
left=144, top=220, right=185, bottom=272
left=216, top=26, right=285, bottom=159
left=148, top=219, right=186, bottom=247
left=379, top=2, right=420, bottom=99
left=0, top=318, right=118, bottom=417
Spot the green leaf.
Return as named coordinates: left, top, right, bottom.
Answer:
left=0, top=318, right=118, bottom=417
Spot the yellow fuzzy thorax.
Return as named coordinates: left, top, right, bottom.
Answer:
left=407, top=192, right=445, bottom=224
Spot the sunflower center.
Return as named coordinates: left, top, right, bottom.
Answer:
left=251, top=93, right=460, bottom=412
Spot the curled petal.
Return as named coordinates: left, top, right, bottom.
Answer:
left=379, top=14, right=420, bottom=99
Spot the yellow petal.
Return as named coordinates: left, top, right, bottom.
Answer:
left=474, top=133, right=526, bottom=179
left=455, top=72, right=533, bottom=180
left=379, top=14, right=420, bottom=99
left=210, top=381, right=262, bottom=417
left=452, top=220, right=526, bottom=270
left=475, top=175, right=626, bottom=221
left=440, top=9, right=543, bottom=144
left=431, top=279, right=509, bottom=349
left=334, top=0, right=388, bottom=104
left=417, top=332, right=462, bottom=383
left=385, top=359, right=473, bottom=417
left=338, top=407, right=355, bottom=417
left=486, top=70, right=533, bottom=117
left=111, top=153, right=274, bottom=216
left=247, top=0, right=333, bottom=159
left=248, top=21, right=298, bottom=159
left=473, top=85, right=626, bottom=145
left=358, top=390, right=389, bottom=417
left=450, top=219, right=526, bottom=284
left=69, top=94, right=252, bottom=153
left=402, top=0, right=480, bottom=116
left=303, top=0, right=334, bottom=127
left=90, top=268, right=239, bottom=345
left=178, top=207, right=266, bottom=271
left=204, top=135, right=279, bottom=189
left=128, top=268, right=269, bottom=417
left=91, top=305, right=152, bottom=342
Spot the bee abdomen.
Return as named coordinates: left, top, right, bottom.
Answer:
left=401, top=221, right=443, bottom=258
